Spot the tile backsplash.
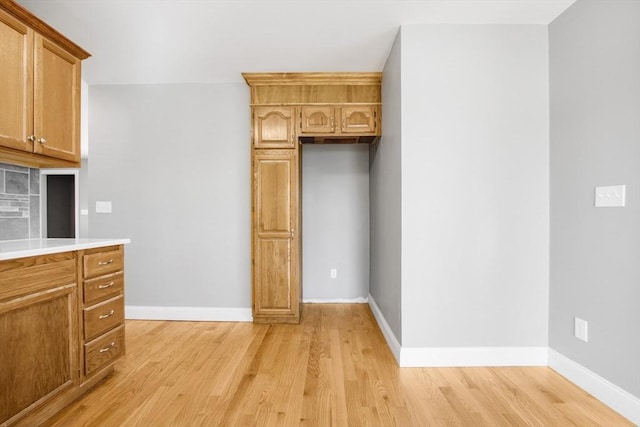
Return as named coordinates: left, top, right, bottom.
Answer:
left=0, top=162, right=40, bottom=240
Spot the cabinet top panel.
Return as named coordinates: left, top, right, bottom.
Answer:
left=243, top=73, right=382, bottom=105
left=242, top=72, right=381, bottom=86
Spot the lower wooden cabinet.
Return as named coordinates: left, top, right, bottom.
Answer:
left=252, top=149, right=301, bottom=323
left=80, top=245, right=125, bottom=377
left=0, top=245, right=126, bottom=426
left=0, top=253, right=78, bottom=426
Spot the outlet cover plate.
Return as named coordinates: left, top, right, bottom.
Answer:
left=574, top=317, right=588, bottom=342
left=595, top=185, right=626, bottom=207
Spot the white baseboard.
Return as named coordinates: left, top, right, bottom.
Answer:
left=400, top=346, right=548, bottom=368
left=367, top=293, right=547, bottom=368
left=125, top=305, right=253, bottom=322
left=549, top=349, right=640, bottom=425
left=303, top=297, right=368, bottom=303
left=367, top=293, right=402, bottom=363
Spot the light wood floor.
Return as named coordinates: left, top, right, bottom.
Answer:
left=45, top=304, right=631, bottom=426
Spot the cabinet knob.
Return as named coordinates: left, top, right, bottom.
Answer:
left=38, top=137, right=47, bottom=144
left=28, top=135, right=36, bottom=142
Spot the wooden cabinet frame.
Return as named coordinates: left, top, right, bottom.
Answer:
left=243, top=72, right=382, bottom=324
left=0, top=245, right=126, bottom=426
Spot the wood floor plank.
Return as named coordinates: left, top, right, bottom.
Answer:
left=42, top=304, right=634, bottom=427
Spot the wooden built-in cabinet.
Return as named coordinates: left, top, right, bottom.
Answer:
left=253, top=106, right=296, bottom=149
left=0, top=245, right=126, bottom=426
left=0, top=252, right=78, bottom=427
left=299, top=105, right=379, bottom=135
left=0, top=2, right=90, bottom=168
left=243, top=72, right=382, bottom=324
left=81, top=246, right=126, bottom=376
left=252, top=149, right=300, bottom=323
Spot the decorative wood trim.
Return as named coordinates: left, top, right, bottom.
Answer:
left=0, top=0, right=90, bottom=59
left=242, top=72, right=382, bottom=86
left=0, top=146, right=81, bottom=168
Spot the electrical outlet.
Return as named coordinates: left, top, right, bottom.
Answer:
left=330, top=268, right=337, bottom=279
left=574, top=317, right=588, bottom=342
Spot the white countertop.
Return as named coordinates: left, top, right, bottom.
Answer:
left=0, top=238, right=131, bottom=261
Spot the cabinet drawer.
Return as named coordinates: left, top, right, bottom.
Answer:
left=84, top=325, right=124, bottom=376
left=0, top=253, right=76, bottom=302
left=83, top=247, right=123, bottom=279
left=84, top=272, right=123, bottom=305
left=84, top=295, right=124, bottom=341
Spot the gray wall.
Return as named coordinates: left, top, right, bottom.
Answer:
left=88, top=83, right=373, bottom=308
left=0, top=163, right=40, bottom=240
left=400, top=25, right=550, bottom=347
left=549, top=0, right=640, bottom=397
left=79, top=158, right=90, bottom=237
left=370, top=29, right=403, bottom=341
left=89, top=83, right=252, bottom=308
left=302, top=144, right=369, bottom=300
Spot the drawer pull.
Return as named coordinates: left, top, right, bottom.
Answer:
left=99, top=342, right=115, bottom=353
left=98, top=281, right=115, bottom=289
left=99, top=310, right=115, bottom=319
left=98, top=259, right=114, bottom=266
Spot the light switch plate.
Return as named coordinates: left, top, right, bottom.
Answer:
left=96, top=201, right=112, bottom=214
left=595, top=185, right=626, bottom=207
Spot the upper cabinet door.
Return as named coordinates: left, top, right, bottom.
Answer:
left=299, top=106, right=335, bottom=133
left=253, top=106, right=295, bottom=148
left=340, top=106, right=378, bottom=134
left=0, top=10, right=33, bottom=153
left=33, top=35, right=80, bottom=162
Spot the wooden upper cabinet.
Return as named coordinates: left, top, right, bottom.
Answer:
left=300, top=106, right=335, bottom=133
left=341, top=106, right=378, bottom=134
left=33, top=34, right=80, bottom=162
left=298, top=105, right=379, bottom=136
left=253, top=106, right=296, bottom=148
left=0, top=3, right=89, bottom=168
left=0, top=9, right=33, bottom=153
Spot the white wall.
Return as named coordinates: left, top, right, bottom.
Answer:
left=549, top=0, right=640, bottom=398
left=302, top=145, right=369, bottom=301
left=370, top=30, right=403, bottom=340
left=400, top=25, right=550, bottom=348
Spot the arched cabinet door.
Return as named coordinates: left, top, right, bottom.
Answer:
left=253, top=106, right=296, bottom=148
left=299, top=106, right=335, bottom=133
left=340, top=106, right=378, bottom=134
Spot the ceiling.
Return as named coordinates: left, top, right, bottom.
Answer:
left=18, top=0, right=575, bottom=85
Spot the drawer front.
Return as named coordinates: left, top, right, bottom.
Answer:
left=84, top=296, right=124, bottom=341
left=0, top=253, right=76, bottom=302
left=84, top=325, right=125, bottom=375
left=84, top=272, right=124, bottom=306
left=83, top=247, right=124, bottom=279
